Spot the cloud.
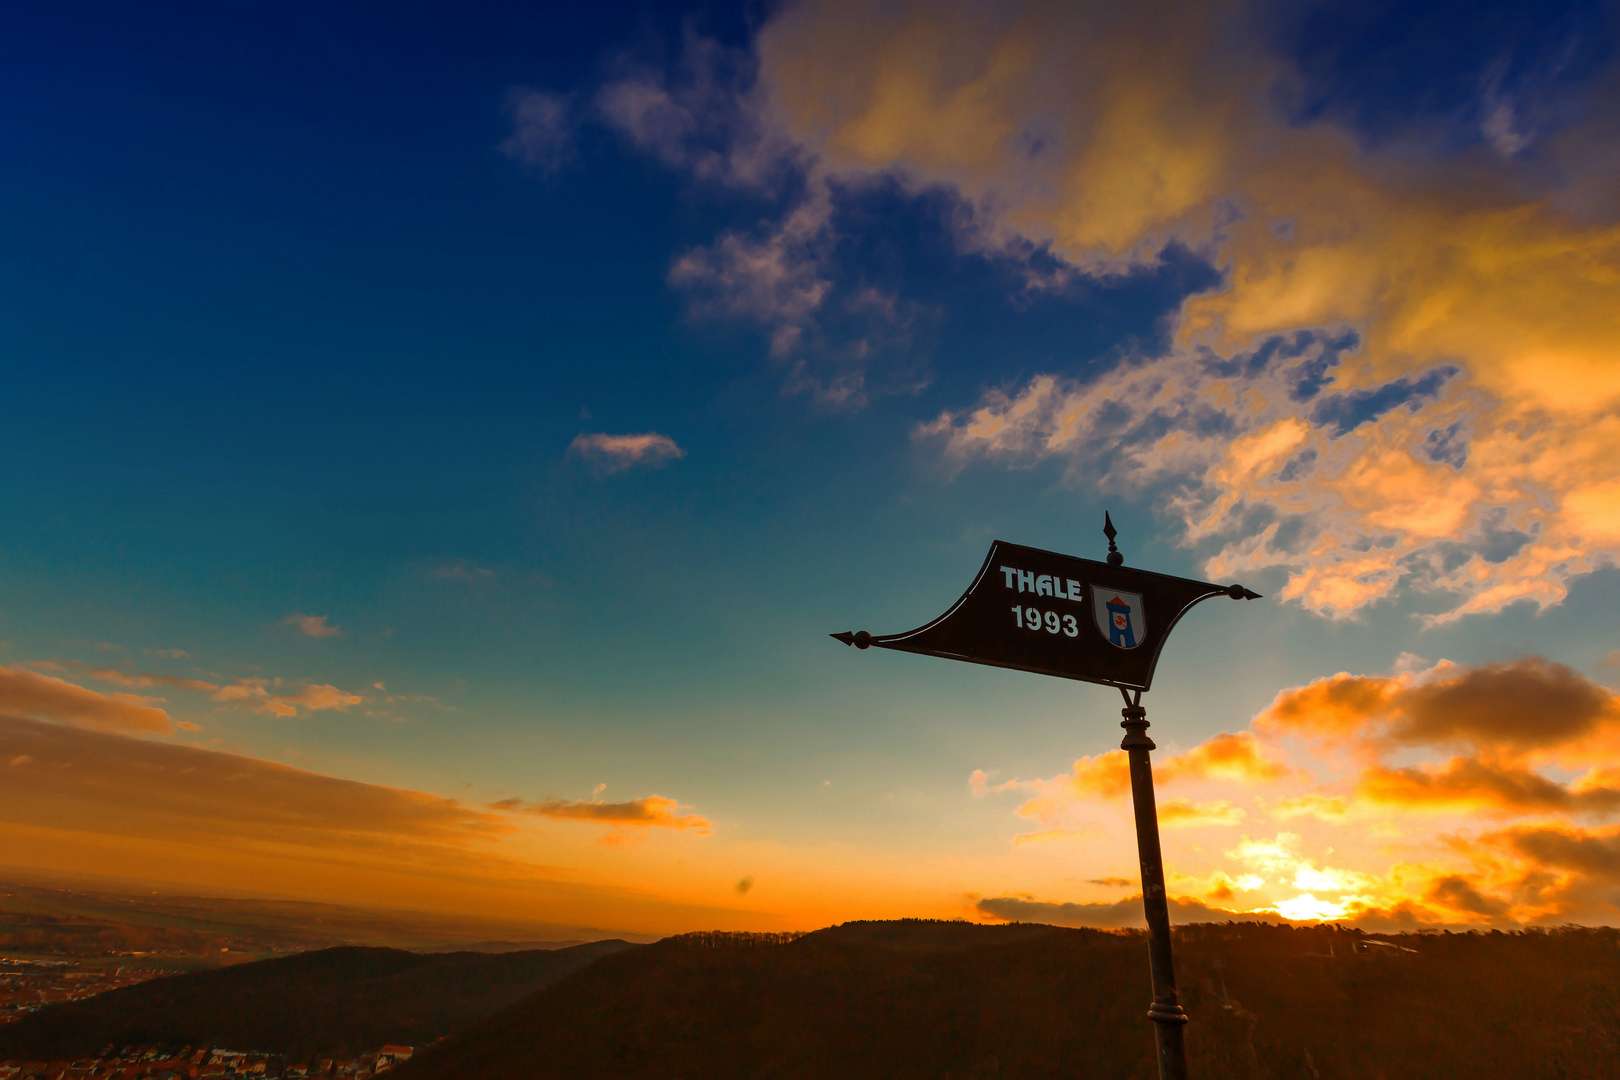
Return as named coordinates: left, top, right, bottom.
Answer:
left=668, top=197, right=833, bottom=352
left=1390, top=658, right=1617, bottom=752
left=0, top=715, right=778, bottom=936
left=1157, top=732, right=1298, bottom=786
left=993, top=730, right=1295, bottom=830
left=976, top=656, right=1620, bottom=926
left=0, top=712, right=506, bottom=846
left=976, top=893, right=1262, bottom=929
left=1247, top=658, right=1620, bottom=825
left=1426, top=874, right=1511, bottom=918
left=280, top=684, right=364, bottom=712
left=210, top=678, right=363, bottom=718
left=493, top=795, right=712, bottom=834
left=283, top=614, right=341, bottom=639
left=500, top=89, right=575, bottom=174
left=1254, top=669, right=1403, bottom=742
left=598, top=37, right=939, bottom=409
left=0, top=665, right=171, bottom=735
left=1269, top=793, right=1349, bottom=821
left=567, top=432, right=686, bottom=475
left=1157, top=798, right=1247, bottom=828
left=69, top=666, right=218, bottom=694
left=1494, top=823, right=1620, bottom=883
left=429, top=560, right=497, bottom=584
left=19, top=661, right=369, bottom=722
left=1356, top=758, right=1620, bottom=818
left=1257, top=656, right=1620, bottom=762
left=674, top=0, right=1620, bottom=620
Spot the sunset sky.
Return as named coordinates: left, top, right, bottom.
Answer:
left=3, top=0, right=1619, bottom=936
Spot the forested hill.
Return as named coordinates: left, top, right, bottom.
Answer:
left=398, top=920, right=1620, bottom=1080
left=0, top=941, right=636, bottom=1062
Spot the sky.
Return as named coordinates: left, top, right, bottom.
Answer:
left=2, top=0, right=1618, bottom=936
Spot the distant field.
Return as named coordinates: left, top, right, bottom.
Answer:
left=0, top=876, right=657, bottom=964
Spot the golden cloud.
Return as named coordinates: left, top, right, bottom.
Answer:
left=1157, top=731, right=1297, bottom=786
left=494, top=795, right=712, bottom=834
left=0, top=665, right=172, bottom=735
left=979, top=658, right=1620, bottom=926
left=1258, top=657, right=1620, bottom=765
left=751, top=0, right=1620, bottom=620
left=27, top=660, right=369, bottom=721
left=1000, top=729, right=1294, bottom=830
left=0, top=712, right=508, bottom=846
left=1157, top=798, right=1246, bottom=828
left=1356, top=758, right=1620, bottom=818
left=210, top=677, right=365, bottom=717
left=0, top=713, right=757, bottom=934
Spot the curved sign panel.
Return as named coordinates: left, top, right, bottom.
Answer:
left=833, top=540, right=1258, bottom=691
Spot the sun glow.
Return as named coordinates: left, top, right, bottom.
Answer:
left=1273, top=894, right=1349, bottom=922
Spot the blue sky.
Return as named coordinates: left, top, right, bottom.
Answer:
left=2, top=0, right=1618, bottom=932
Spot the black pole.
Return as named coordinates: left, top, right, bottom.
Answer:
left=1120, top=690, right=1189, bottom=1080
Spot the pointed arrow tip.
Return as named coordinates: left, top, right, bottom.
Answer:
left=831, top=631, right=856, bottom=646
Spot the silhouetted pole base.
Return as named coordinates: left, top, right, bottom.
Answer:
left=1122, top=697, right=1189, bottom=1080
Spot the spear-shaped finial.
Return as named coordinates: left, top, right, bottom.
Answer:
left=1104, top=511, right=1123, bottom=566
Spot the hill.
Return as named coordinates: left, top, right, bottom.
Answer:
left=0, top=940, right=636, bottom=1062
left=0, top=877, right=657, bottom=960
left=398, top=920, right=1620, bottom=1080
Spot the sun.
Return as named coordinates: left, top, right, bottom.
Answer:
left=1272, top=894, right=1348, bottom=922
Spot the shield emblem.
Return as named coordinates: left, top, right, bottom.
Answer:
left=1093, top=589, right=1145, bottom=649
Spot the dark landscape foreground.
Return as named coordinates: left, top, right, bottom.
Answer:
left=5, top=920, right=1619, bottom=1079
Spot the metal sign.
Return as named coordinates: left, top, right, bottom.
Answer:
left=831, top=514, right=1260, bottom=1080
left=832, top=536, right=1258, bottom=691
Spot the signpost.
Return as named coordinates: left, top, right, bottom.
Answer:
left=832, top=514, right=1260, bottom=1080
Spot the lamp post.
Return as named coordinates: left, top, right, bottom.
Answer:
left=833, top=515, right=1259, bottom=1080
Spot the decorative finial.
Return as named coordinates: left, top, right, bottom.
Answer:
left=1104, top=511, right=1123, bottom=566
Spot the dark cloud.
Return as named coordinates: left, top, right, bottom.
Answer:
left=1391, top=657, right=1615, bottom=750
left=1499, top=825, right=1620, bottom=881
left=493, top=796, right=711, bottom=832
left=1427, top=875, right=1511, bottom=917
left=1260, top=657, right=1620, bottom=756
left=975, top=894, right=1269, bottom=930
